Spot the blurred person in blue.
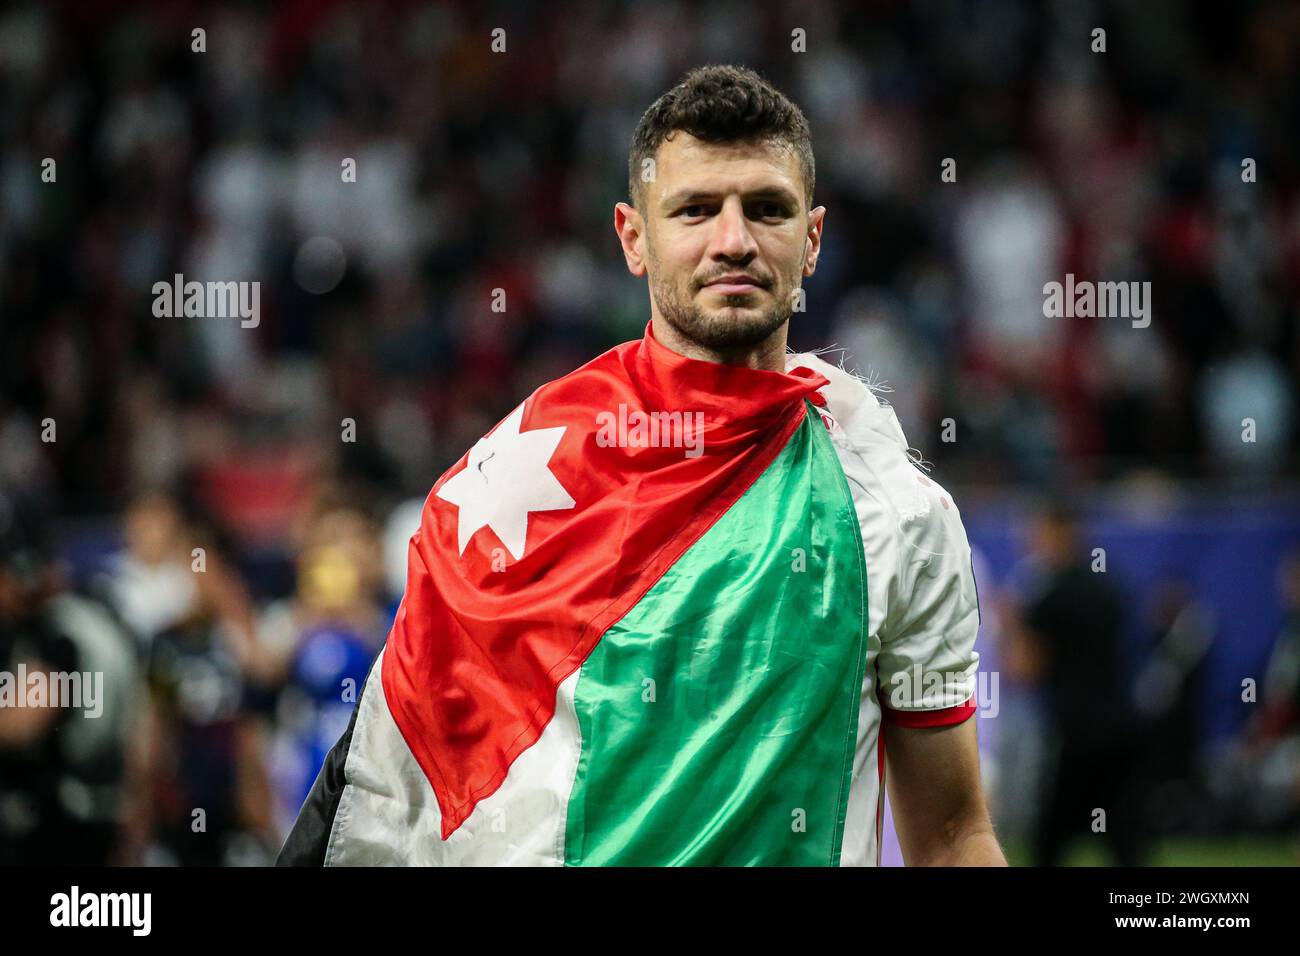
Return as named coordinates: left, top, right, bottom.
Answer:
left=263, top=502, right=387, bottom=838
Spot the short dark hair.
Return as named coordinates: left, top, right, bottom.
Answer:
left=628, top=64, right=815, bottom=210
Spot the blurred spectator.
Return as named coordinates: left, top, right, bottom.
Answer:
left=1258, top=550, right=1300, bottom=739
left=1241, top=549, right=1300, bottom=846
left=1132, top=576, right=1215, bottom=833
left=262, top=501, right=386, bottom=833
left=114, top=497, right=279, bottom=865
left=0, top=494, right=138, bottom=865
left=101, top=492, right=200, bottom=651
left=1010, top=498, right=1150, bottom=866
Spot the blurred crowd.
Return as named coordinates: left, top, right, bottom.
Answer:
left=2, top=0, right=1300, bottom=863
left=3, top=1, right=1300, bottom=523
left=0, top=488, right=398, bottom=864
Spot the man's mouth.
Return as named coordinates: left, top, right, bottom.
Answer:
left=702, top=274, right=765, bottom=296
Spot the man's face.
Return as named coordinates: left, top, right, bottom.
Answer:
left=1029, top=514, right=1076, bottom=568
left=617, top=133, right=824, bottom=353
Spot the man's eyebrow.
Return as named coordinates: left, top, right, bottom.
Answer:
left=659, top=185, right=801, bottom=209
left=659, top=189, right=721, bottom=209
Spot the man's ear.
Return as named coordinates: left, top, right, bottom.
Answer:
left=803, top=205, right=827, bottom=277
left=615, top=202, right=648, bottom=277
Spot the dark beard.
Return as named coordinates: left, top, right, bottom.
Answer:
left=650, top=276, right=792, bottom=352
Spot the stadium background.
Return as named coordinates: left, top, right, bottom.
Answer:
left=1, top=0, right=1299, bottom=865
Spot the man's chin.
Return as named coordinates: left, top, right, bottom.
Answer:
left=695, top=289, right=770, bottom=320
left=682, top=303, right=789, bottom=351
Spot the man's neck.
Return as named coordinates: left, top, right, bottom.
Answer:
left=650, top=314, right=788, bottom=372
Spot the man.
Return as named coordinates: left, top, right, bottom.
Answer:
left=1013, top=500, right=1147, bottom=866
left=0, top=495, right=138, bottom=865
left=280, top=64, right=1004, bottom=866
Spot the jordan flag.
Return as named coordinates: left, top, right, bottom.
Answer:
left=280, top=321, right=877, bottom=866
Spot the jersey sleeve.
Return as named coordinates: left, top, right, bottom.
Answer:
left=875, top=478, right=981, bottom=728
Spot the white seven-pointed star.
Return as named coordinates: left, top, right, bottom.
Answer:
left=436, top=402, right=575, bottom=561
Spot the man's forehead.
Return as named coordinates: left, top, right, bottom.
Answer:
left=649, top=132, right=803, bottom=202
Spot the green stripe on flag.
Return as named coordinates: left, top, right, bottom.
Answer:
left=564, top=407, right=869, bottom=865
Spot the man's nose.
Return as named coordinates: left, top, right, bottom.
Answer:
left=708, top=196, right=758, bottom=261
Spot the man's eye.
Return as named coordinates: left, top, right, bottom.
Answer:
left=681, top=205, right=707, bottom=218
left=755, top=202, right=786, bottom=218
